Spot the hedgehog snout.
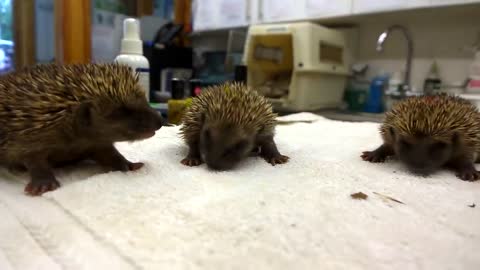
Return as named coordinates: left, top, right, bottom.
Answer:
left=139, top=109, right=163, bottom=131
left=403, top=159, right=438, bottom=176
left=150, top=112, right=164, bottom=130
left=205, top=158, right=235, bottom=171
left=201, top=148, right=235, bottom=171
left=408, top=165, right=435, bottom=177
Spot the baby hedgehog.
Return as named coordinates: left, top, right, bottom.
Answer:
left=361, top=94, right=480, bottom=181
left=179, top=82, right=289, bottom=170
left=0, top=63, right=163, bottom=195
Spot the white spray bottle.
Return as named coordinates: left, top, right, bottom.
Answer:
left=115, top=18, right=150, bottom=101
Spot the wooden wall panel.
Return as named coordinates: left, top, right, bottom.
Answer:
left=13, top=0, right=36, bottom=69
left=55, top=0, right=91, bottom=64
left=136, top=0, right=154, bottom=16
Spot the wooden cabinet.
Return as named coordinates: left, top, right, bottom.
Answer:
left=430, top=0, right=470, bottom=6
left=192, top=0, right=218, bottom=31
left=305, top=0, right=352, bottom=18
left=192, top=0, right=249, bottom=31
left=218, top=0, right=249, bottom=27
left=192, top=0, right=480, bottom=33
left=352, top=0, right=429, bottom=14
left=260, top=0, right=306, bottom=22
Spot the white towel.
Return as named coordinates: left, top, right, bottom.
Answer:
left=0, top=112, right=479, bottom=270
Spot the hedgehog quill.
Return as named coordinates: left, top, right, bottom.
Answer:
left=180, top=82, right=289, bottom=170
left=361, top=94, right=480, bottom=181
left=0, top=63, right=163, bottom=195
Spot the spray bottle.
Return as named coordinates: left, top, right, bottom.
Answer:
left=466, top=51, right=480, bottom=92
left=115, top=18, right=150, bottom=101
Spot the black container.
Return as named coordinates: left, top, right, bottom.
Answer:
left=423, top=78, right=442, bottom=95
left=189, top=79, right=203, bottom=96
left=234, top=65, right=247, bottom=83
left=171, top=78, right=186, bottom=99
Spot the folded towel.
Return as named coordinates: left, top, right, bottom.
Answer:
left=0, top=112, right=479, bottom=270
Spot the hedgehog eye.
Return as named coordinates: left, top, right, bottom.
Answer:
left=223, top=140, right=248, bottom=157
left=430, top=142, right=448, bottom=153
left=120, top=106, right=133, bottom=115
left=233, top=140, right=248, bottom=151
left=203, top=129, right=211, bottom=141
left=451, top=132, right=460, bottom=145
left=109, top=106, right=132, bottom=118
left=388, top=127, right=395, bottom=138
left=432, top=142, right=447, bottom=149
left=399, top=139, right=411, bottom=149
left=75, top=102, right=92, bottom=127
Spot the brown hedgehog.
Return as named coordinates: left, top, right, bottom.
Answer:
left=0, top=63, right=163, bottom=195
left=179, top=82, right=289, bottom=170
left=361, top=94, right=480, bottom=181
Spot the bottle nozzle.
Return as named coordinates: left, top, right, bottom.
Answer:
left=124, top=18, right=140, bottom=40
left=119, top=18, right=143, bottom=55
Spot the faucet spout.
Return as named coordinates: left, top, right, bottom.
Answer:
left=376, top=25, right=414, bottom=93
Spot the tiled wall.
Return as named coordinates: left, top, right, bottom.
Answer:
left=353, top=5, right=479, bottom=90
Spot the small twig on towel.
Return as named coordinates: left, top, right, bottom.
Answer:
left=468, top=203, right=476, bottom=208
left=373, top=192, right=405, bottom=204
left=350, top=192, right=368, bottom=200
left=276, top=120, right=317, bottom=125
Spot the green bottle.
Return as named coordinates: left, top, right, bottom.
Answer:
left=423, top=61, right=442, bottom=95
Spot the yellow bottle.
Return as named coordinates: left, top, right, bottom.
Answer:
left=167, top=98, right=193, bottom=125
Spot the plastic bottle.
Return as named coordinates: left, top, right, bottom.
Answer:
left=115, top=18, right=150, bottom=101
left=364, top=74, right=389, bottom=113
left=383, top=71, right=402, bottom=111
left=423, top=60, right=442, bottom=95
left=466, top=51, right=480, bottom=92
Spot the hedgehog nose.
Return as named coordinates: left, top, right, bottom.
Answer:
left=155, top=116, right=163, bottom=130
left=152, top=111, right=163, bottom=130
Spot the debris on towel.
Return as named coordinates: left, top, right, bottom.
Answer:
left=468, top=203, right=476, bottom=208
left=276, top=120, right=317, bottom=125
left=351, top=192, right=368, bottom=200
left=373, top=192, right=405, bottom=205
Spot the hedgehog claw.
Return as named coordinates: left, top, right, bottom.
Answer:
left=456, top=169, right=480, bottom=182
left=266, top=155, right=289, bottom=166
left=24, top=179, right=60, bottom=196
left=181, top=158, right=203, bottom=167
left=128, top=162, right=144, bottom=171
left=361, top=151, right=386, bottom=163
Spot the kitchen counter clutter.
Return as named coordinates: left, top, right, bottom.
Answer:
left=314, top=109, right=384, bottom=123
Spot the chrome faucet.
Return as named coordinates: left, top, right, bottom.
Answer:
left=376, top=25, right=414, bottom=95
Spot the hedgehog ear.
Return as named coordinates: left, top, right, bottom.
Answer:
left=75, top=102, right=92, bottom=128
left=388, top=127, right=396, bottom=139
left=451, top=132, right=460, bottom=145
left=258, top=125, right=265, bottom=135
left=199, top=112, right=206, bottom=124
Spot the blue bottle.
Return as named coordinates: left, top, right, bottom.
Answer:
left=364, top=75, right=389, bottom=113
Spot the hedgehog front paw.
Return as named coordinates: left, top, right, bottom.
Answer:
left=456, top=168, right=480, bottom=182
left=265, top=155, right=289, bottom=166
left=24, top=179, right=60, bottom=196
left=128, top=161, right=144, bottom=171
left=361, top=151, right=386, bottom=163
left=249, top=146, right=261, bottom=157
left=361, top=144, right=394, bottom=163
left=181, top=157, right=203, bottom=166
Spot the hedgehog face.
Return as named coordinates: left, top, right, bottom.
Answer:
left=199, top=122, right=256, bottom=171
left=75, top=100, right=163, bottom=142
left=393, top=133, right=454, bottom=175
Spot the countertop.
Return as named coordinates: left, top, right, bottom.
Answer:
left=278, top=109, right=384, bottom=123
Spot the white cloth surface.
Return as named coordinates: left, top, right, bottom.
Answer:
left=0, top=112, right=479, bottom=270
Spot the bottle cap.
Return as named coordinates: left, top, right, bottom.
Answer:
left=120, top=18, right=143, bottom=55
